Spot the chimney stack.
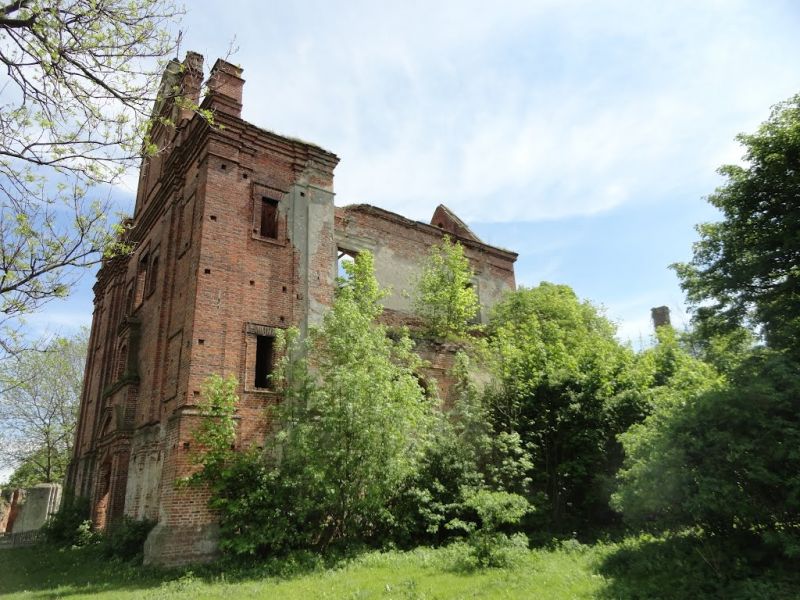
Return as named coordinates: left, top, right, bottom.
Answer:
left=651, top=306, right=671, bottom=329
left=176, top=51, right=204, bottom=123
left=205, top=58, right=244, bottom=118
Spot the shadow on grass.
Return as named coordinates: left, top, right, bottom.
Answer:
left=0, top=545, right=174, bottom=598
left=0, top=542, right=365, bottom=598
left=594, top=533, right=800, bottom=600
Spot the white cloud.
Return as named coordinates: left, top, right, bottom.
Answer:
left=86, top=1, right=799, bottom=348
left=173, top=1, right=800, bottom=224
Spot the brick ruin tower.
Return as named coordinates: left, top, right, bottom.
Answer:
left=67, top=53, right=518, bottom=565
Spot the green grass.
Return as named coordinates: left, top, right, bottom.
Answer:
left=2, top=535, right=798, bottom=599
left=1, top=543, right=605, bottom=599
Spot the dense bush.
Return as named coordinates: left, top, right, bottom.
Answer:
left=192, top=252, right=432, bottom=556
left=613, top=350, right=800, bottom=560
left=41, top=493, right=155, bottom=559
left=486, top=283, right=651, bottom=532
left=386, top=351, right=532, bottom=548
left=100, top=516, right=156, bottom=560
left=41, top=493, right=95, bottom=547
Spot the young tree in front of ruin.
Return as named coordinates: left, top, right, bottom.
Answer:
left=0, top=0, right=184, bottom=355
left=413, top=236, right=480, bottom=339
left=192, top=252, right=434, bottom=555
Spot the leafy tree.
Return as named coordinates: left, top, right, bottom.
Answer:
left=453, top=489, right=531, bottom=568
left=193, top=252, right=433, bottom=555
left=0, top=0, right=182, bottom=354
left=679, top=318, right=755, bottom=376
left=613, top=350, right=800, bottom=560
left=672, top=93, right=800, bottom=357
left=412, top=236, right=479, bottom=339
left=487, top=283, right=647, bottom=531
left=387, top=351, right=532, bottom=547
left=0, top=328, right=88, bottom=485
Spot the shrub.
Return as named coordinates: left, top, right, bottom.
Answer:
left=100, top=516, right=156, bottom=560
left=385, top=351, right=532, bottom=548
left=41, top=493, right=96, bottom=547
left=449, top=489, right=532, bottom=568
left=613, top=350, right=800, bottom=561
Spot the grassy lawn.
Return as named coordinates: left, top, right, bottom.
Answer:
left=2, top=536, right=798, bottom=599
left=2, top=543, right=604, bottom=599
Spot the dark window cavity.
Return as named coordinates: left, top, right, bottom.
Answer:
left=260, top=197, right=279, bottom=239
left=254, top=335, right=274, bottom=388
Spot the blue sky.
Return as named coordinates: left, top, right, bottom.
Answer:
left=32, top=0, right=800, bottom=347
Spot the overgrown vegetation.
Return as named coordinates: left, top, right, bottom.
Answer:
left=412, top=235, right=479, bottom=339
left=41, top=493, right=155, bottom=560
left=611, top=92, right=800, bottom=569
left=41, top=493, right=95, bottom=548
left=184, top=116, right=800, bottom=588
left=190, top=252, right=433, bottom=556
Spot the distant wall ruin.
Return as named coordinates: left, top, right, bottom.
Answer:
left=0, top=484, right=62, bottom=548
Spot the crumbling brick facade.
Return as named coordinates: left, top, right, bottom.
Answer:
left=67, top=53, right=517, bottom=566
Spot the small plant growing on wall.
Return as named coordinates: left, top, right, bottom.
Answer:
left=413, top=236, right=480, bottom=340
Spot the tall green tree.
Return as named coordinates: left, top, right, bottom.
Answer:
left=0, top=328, right=88, bottom=486
left=613, top=350, right=800, bottom=559
left=672, top=93, right=800, bottom=356
left=615, top=92, right=800, bottom=564
left=412, top=236, right=479, bottom=339
left=387, top=350, right=533, bottom=548
left=487, top=283, right=647, bottom=531
left=0, top=0, right=182, bottom=354
left=194, top=252, right=433, bottom=555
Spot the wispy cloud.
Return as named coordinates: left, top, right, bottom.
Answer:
left=179, top=1, right=799, bottom=223
left=86, top=0, right=799, bottom=352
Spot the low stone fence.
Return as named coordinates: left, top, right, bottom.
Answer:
left=0, top=529, right=42, bottom=549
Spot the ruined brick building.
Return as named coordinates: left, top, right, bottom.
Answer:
left=67, top=54, right=518, bottom=565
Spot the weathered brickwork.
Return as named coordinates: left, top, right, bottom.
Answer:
left=67, top=53, right=518, bottom=566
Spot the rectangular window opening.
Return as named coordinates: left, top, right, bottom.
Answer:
left=260, top=197, right=279, bottom=239
left=147, top=254, right=160, bottom=296
left=254, top=335, right=274, bottom=389
left=124, top=283, right=134, bottom=317
left=135, top=253, right=149, bottom=306
left=336, top=248, right=358, bottom=282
